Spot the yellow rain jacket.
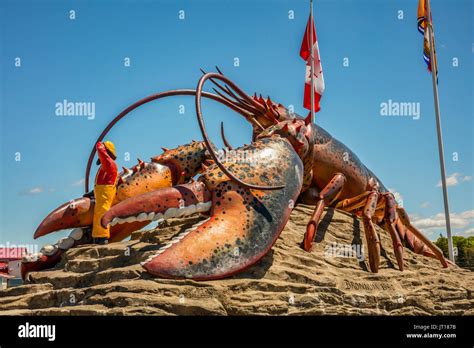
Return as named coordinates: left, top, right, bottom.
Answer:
left=92, top=142, right=118, bottom=238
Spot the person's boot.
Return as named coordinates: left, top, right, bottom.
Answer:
left=93, top=237, right=109, bottom=245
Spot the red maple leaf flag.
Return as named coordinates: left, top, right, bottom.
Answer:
left=300, top=14, right=325, bottom=113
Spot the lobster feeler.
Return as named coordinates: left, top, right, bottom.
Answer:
left=195, top=72, right=285, bottom=191
left=84, top=89, right=256, bottom=193
left=220, top=122, right=233, bottom=150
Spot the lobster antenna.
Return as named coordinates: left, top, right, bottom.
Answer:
left=195, top=72, right=285, bottom=191
left=84, top=89, right=254, bottom=193
left=220, top=122, right=233, bottom=149
left=201, top=68, right=267, bottom=118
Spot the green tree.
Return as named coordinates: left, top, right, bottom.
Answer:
left=434, top=235, right=474, bottom=270
left=434, top=235, right=448, bottom=257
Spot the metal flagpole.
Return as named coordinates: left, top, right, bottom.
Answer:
left=309, top=0, right=315, bottom=124
left=426, top=0, right=454, bottom=262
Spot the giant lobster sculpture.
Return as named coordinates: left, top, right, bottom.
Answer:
left=22, top=69, right=449, bottom=280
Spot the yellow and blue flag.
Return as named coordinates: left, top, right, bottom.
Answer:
left=417, top=0, right=438, bottom=79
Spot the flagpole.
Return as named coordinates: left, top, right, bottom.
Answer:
left=309, top=0, right=315, bottom=124
left=426, top=0, right=454, bottom=262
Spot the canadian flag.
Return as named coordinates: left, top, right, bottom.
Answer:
left=300, top=14, right=325, bottom=113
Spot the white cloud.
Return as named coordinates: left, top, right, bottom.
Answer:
left=71, top=178, right=85, bottom=187
left=456, top=228, right=474, bottom=237
left=412, top=210, right=474, bottom=230
left=388, top=188, right=404, bottom=207
left=437, top=173, right=472, bottom=187
left=420, top=201, right=430, bottom=208
left=20, top=187, right=44, bottom=196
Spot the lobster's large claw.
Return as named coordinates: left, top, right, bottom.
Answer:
left=139, top=139, right=304, bottom=280
left=34, top=197, right=94, bottom=239
left=143, top=180, right=301, bottom=280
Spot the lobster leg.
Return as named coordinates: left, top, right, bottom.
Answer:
left=335, top=191, right=373, bottom=213
left=338, top=192, right=446, bottom=272
left=337, top=191, right=404, bottom=272
left=396, top=215, right=455, bottom=266
left=396, top=218, right=408, bottom=240
left=382, top=193, right=404, bottom=271
left=396, top=207, right=448, bottom=268
left=303, top=173, right=346, bottom=252
left=361, top=191, right=381, bottom=273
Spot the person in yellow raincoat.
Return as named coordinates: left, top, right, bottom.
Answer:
left=92, top=141, right=118, bottom=244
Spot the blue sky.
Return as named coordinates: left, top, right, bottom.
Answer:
left=0, top=0, right=472, bottom=249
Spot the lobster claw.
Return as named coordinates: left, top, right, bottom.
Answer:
left=140, top=139, right=304, bottom=280
left=34, top=197, right=93, bottom=239
left=22, top=228, right=92, bottom=279
left=21, top=251, right=64, bottom=279
left=100, top=138, right=304, bottom=280
left=142, top=181, right=301, bottom=279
